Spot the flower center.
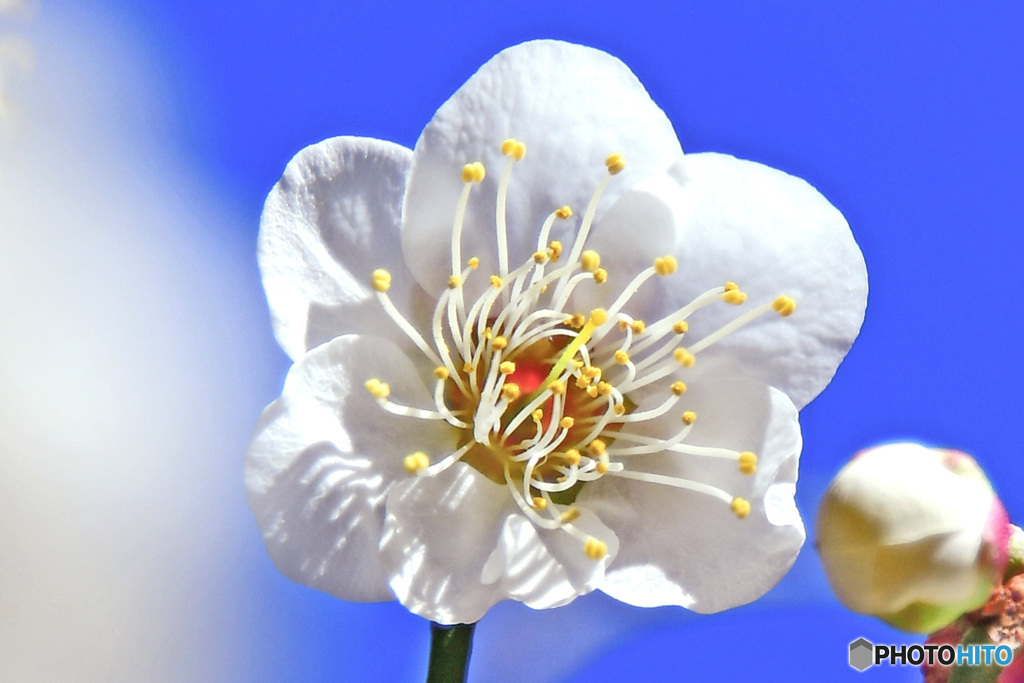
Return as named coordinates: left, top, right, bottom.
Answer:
left=366, top=139, right=797, bottom=560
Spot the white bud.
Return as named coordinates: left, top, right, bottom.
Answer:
left=816, top=442, right=1010, bottom=633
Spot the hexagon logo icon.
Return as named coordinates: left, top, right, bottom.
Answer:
left=849, top=638, right=874, bottom=671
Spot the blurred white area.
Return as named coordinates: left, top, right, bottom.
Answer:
left=0, top=3, right=276, bottom=680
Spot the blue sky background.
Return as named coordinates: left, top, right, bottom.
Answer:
left=5, top=1, right=1023, bottom=681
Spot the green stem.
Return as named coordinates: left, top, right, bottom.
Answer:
left=427, top=622, right=476, bottom=683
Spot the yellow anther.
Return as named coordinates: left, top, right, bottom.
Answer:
left=532, top=409, right=544, bottom=422
left=596, top=460, right=609, bottom=474
left=468, top=257, right=480, bottom=270
left=772, top=295, right=797, bottom=317
left=581, top=250, right=601, bottom=272
left=582, top=366, right=602, bottom=380
left=631, top=320, right=646, bottom=334
left=448, top=274, right=461, bottom=289
left=731, top=497, right=752, bottom=519
left=434, top=366, right=450, bottom=380
left=463, top=361, right=476, bottom=373
left=724, top=281, right=739, bottom=292
left=533, top=251, right=548, bottom=264
left=566, top=313, right=586, bottom=329
left=371, top=269, right=392, bottom=293
left=555, top=206, right=573, bottom=219
left=563, top=449, right=581, bottom=466
left=614, top=349, right=630, bottom=365
left=575, top=374, right=591, bottom=389
left=483, top=327, right=493, bottom=340
left=571, top=359, right=585, bottom=369
left=403, top=452, right=430, bottom=474
left=674, top=348, right=696, bottom=367
left=490, top=274, right=503, bottom=289
left=501, top=383, right=521, bottom=401
left=584, top=537, right=608, bottom=560
left=559, top=416, right=575, bottom=430
left=613, top=404, right=626, bottom=416
left=548, top=240, right=563, bottom=262
left=492, top=336, right=508, bottom=350
left=365, top=379, right=390, bottom=399
left=548, top=380, right=566, bottom=395
left=586, top=386, right=599, bottom=398
left=738, top=451, right=758, bottom=475
left=672, top=320, right=689, bottom=335
left=596, top=381, right=613, bottom=397
left=532, top=496, right=548, bottom=510
left=501, top=138, right=526, bottom=160
left=605, top=153, right=626, bottom=175
left=499, top=361, right=516, bottom=375
left=594, top=268, right=608, bottom=284
left=461, top=162, right=486, bottom=183
left=670, top=381, right=687, bottom=396
left=681, top=411, right=697, bottom=425
left=560, top=508, right=581, bottom=524
left=654, top=255, right=678, bottom=276
left=722, top=289, right=748, bottom=305
left=588, top=439, right=606, bottom=456
left=589, top=308, right=609, bottom=326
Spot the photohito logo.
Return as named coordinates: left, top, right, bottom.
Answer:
left=849, top=637, right=1013, bottom=671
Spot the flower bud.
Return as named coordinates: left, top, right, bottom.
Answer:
left=816, top=442, right=1010, bottom=633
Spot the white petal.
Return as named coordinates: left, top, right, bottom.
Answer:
left=481, top=508, right=618, bottom=611
left=246, top=334, right=456, bottom=602
left=259, top=136, right=434, bottom=360
left=382, top=463, right=619, bottom=624
left=381, top=463, right=510, bottom=624
left=581, top=377, right=805, bottom=613
left=589, top=153, right=868, bottom=409
left=402, top=40, right=681, bottom=296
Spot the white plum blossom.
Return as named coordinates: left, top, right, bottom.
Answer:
left=247, top=40, right=867, bottom=624
left=817, top=442, right=1011, bottom=633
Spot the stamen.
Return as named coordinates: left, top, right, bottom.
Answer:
left=418, top=442, right=475, bottom=477
left=731, top=497, right=751, bottom=518
left=609, top=468, right=737, bottom=507
left=584, top=537, right=608, bottom=560
left=374, top=272, right=445, bottom=368
left=548, top=240, right=563, bottom=262
left=403, top=451, right=430, bottom=474
left=722, top=281, right=748, bottom=305
left=772, top=295, right=797, bottom=317
left=452, top=163, right=485, bottom=275
left=605, top=153, right=626, bottom=175
left=562, top=154, right=624, bottom=281
left=581, top=250, right=601, bottom=273
left=372, top=269, right=391, bottom=292
left=365, top=379, right=390, bottom=399
left=495, top=140, right=526, bottom=277
left=653, top=255, right=678, bottom=276
left=431, top=376, right=469, bottom=429
left=688, top=296, right=797, bottom=355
